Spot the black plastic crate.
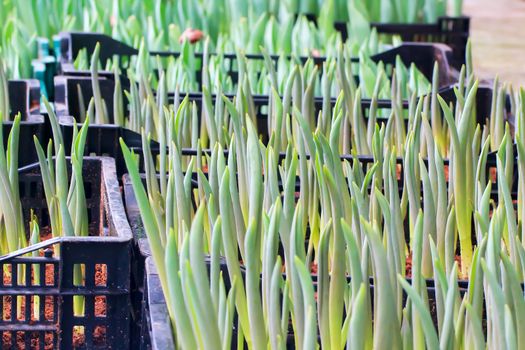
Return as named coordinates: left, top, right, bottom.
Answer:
left=122, top=133, right=512, bottom=200
left=7, top=79, right=41, bottom=118
left=5, top=79, right=48, bottom=168
left=54, top=74, right=409, bottom=123
left=55, top=115, right=121, bottom=175
left=54, top=32, right=457, bottom=89
left=53, top=77, right=138, bottom=178
left=0, top=157, right=133, bottom=350
left=2, top=114, right=47, bottom=169
left=284, top=14, right=467, bottom=72
left=334, top=17, right=469, bottom=71
left=123, top=172, right=148, bottom=350
left=374, top=17, right=469, bottom=71
left=53, top=75, right=124, bottom=176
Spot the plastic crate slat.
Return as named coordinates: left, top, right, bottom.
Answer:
left=39, top=294, right=49, bottom=323
left=85, top=262, right=95, bottom=289
left=39, top=261, right=48, bottom=289
left=0, top=239, right=62, bottom=262
left=57, top=289, right=129, bottom=296
left=0, top=288, right=60, bottom=295
left=0, top=324, right=57, bottom=331
left=24, top=295, right=31, bottom=323
left=0, top=320, right=57, bottom=328
left=10, top=296, right=17, bottom=322
left=0, top=257, right=59, bottom=264
left=0, top=317, right=56, bottom=325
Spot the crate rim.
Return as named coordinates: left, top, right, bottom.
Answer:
left=144, top=256, right=176, bottom=350
left=2, top=114, right=45, bottom=125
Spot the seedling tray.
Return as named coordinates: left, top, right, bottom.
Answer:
left=5, top=80, right=48, bottom=168
left=0, top=157, right=132, bottom=349
left=54, top=31, right=457, bottom=89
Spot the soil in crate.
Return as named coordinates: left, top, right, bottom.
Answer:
left=72, top=322, right=107, bottom=348
left=71, top=263, right=108, bottom=348
left=405, top=254, right=462, bottom=278
left=2, top=271, right=108, bottom=349
left=2, top=258, right=55, bottom=349
left=2, top=330, right=55, bottom=350
left=1, top=228, right=109, bottom=349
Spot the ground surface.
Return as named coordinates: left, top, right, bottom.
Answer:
left=465, top=0, right=525, bottom=87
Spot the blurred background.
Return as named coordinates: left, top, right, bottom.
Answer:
left=465, top=0, right=525, bottom=86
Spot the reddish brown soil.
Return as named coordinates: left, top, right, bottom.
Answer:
left=278, top=261, right=318, bottom=275
left=396, top=164, right=403, bottom=180
left=406, top=255, right=412, bottom=276
left=71, top=264, right=108, bottom=348
left=405, top=254, right=462, bottom=278
left=2, top=331, right=56, bottom=350
left=310, top=262, right=318, bottom=275
left=72, top=324, right=107, bottom=348
left=489, top=167, right=497, bottom=183
left=2, top=263, right=56, bottom=349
